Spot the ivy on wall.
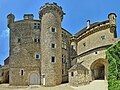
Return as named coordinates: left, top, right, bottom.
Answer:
left=106, top=41, right=120, bottom=90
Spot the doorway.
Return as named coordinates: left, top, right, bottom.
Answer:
left=29, top=73, right=39, bottom=85
left=90, top=59, right=107, bottom=80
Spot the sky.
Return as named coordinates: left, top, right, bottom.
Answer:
left=0, top=0, right=120, bottom=65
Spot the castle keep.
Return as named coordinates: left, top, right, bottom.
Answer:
left=0, top=2, right=119, bottom=86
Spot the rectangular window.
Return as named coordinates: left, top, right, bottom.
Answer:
left=51, top=56, right=55, bottom=62
left=62, top=42, right=67, bottom=49
left=34, top=38, right=40, bottom=43
left=64, top=43, right=67, bottom=49
left=20, top=70, right=24, bottom=76
left=62, top=32, right=67, bottom=39
left=34, top=23, right=40, bottom=29
left=35, top=54, right=40, bottom=59
left=51, top=43, right=56, bottom=48
left=50, top=27, right=56, bottom=32
left=18, top=38, right=21, bottom=43
left=62, top=42, right=64, bottom=48
left=71, top=72, right=74, bottom=77
left=52, top=27, right=55, bottom=32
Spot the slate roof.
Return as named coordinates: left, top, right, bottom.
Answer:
left=68, top=63, right=89, bottom=72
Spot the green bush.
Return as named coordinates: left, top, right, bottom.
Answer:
left=106, top=41, right=120, bottom=90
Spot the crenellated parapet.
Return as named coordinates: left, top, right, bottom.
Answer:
left=39, top=2, right=65, bottom=21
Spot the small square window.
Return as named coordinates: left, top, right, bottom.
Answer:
left=34, top=38, right=40, bottom=43
left=34, top=25, right=37, bottom=28
left=101, top=35, right=106, bottom=40
left=51, top=56, right=55, bottom=62
left=34, top=23, right=40, bottom=29
left=51, top=43, right=56, bottom=48
left=50, top=27, right=56, bottom=32
left=34, top=23, right=37, bottom=25
left=35, top=54, right=40, bottom=59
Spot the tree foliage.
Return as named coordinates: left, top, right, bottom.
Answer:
left=106, top=41, right=120, bottom=90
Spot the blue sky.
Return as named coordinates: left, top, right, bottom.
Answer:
left=0, top=0, right=120, bottom=65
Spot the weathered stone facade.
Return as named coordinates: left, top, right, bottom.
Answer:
left=69, top=13, right=117, bottom=86
left=1, top=2, right=118, bottom=87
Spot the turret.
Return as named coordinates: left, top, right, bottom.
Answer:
left=108, top=13, right=117, bottom=37
left=39, top=2, right=65, bottom=86
left=7, top=13, right=15, bottom=28
left=108, top=13, right=117, bottom=26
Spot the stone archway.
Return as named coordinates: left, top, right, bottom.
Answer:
left=90, top=58, right=108, bottom=80
left=29, top=72, right=40, bottom=85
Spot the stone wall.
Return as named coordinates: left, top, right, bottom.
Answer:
left=62, top=28, right=72, bottom=83
left=69, top=64, right=89, bottom=86
left=8, top=19, right=41, bottom=86
left=77, top=27, right=115, bottom=55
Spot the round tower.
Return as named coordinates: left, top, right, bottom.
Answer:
left=39, top=2, right=65, bottom=86
left=7, top=13, right=15, bottom=28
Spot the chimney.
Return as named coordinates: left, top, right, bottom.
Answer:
left=23, top=14, right=34, bottom=20
left=87, top=20, right=90, bottom=29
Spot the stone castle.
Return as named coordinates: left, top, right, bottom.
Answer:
left=0, top=2, right=119, bottom=86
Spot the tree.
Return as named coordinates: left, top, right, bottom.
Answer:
left=106, top=41, right=120, bottom=90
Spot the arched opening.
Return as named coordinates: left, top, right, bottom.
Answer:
left=29, top=72, right=40, bottom=85
left=90, top=58, right=107, bottom=80
left=92, top=63, right=104, bottom=80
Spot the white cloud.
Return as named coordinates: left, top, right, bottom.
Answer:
left=0, top=29, right=9, bottom=38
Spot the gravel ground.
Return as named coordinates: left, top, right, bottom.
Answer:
left=0, top=80, right=108, bottom=90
